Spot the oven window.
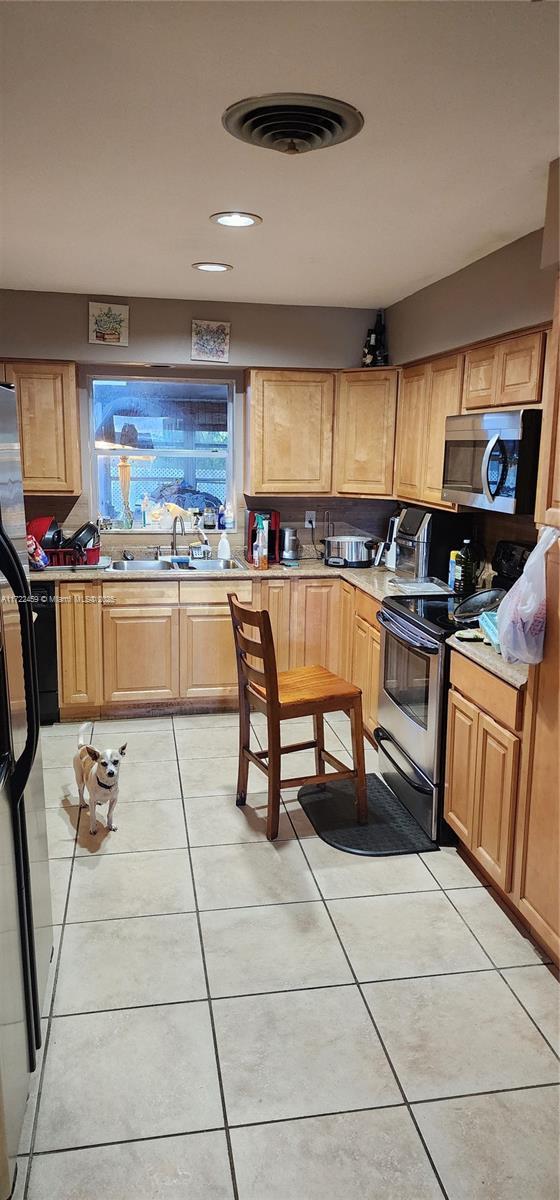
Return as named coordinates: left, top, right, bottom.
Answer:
left=384, top=637, right=430, bottom=729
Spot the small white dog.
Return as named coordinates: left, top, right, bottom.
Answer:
left=73, top=723, right=127, bottom=835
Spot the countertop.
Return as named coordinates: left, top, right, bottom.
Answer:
left=446, top=633, right=529, bottom=690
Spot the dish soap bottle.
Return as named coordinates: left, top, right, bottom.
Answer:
left=454, top=539, right=476, bottom=596
left=255, top=514, right=268, bottom=571
left=217, top=531, right=231, bottom=561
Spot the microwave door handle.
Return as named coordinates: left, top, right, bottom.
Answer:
left=376, top=610, right=439, bottom=654
left=481, top=432, right=501, bottom=504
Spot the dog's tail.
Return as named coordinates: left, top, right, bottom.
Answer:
left=78, top=721, right=94, bottom=748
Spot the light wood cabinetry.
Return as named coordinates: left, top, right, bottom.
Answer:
left=334, top=370, right=397, bottom=496
left=350, top=591, right=381, bottom=738
left=259, top=579, right=291, bottom=672
left=245, top=369, right=334, bottom=494
left=394, top=365, right=426, bottom=501
left=471, top=712, right=519, bottom=891
left=290, top=578, right=340, bottom=672
left=444, top=690, right=478, bottom=845
left=180, top=604, right=237, bottom=700
left=338, top=581, right=355, bottom=680
left=535, top=276, right=560, bottom=527
left=5, top=361, right=81, bottom=493
left=462, top=331, right=544, bottom=410
left=57, top=583, right=102, bottom=708
left=103, top=606, right=179, bottom=703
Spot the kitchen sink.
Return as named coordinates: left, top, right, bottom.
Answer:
left=108, top=559, right=177, bottom=571
left=187, top=558, right=242, bottom=571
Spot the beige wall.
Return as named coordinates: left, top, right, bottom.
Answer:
left=0, top=290, right=372, bottom=369
left=385, top=229, right=556, bottom=364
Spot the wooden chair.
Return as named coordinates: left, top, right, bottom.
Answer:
left=228, top=592, right=368, bottom=841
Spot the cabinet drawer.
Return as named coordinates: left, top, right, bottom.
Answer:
left=102, top=582, right=179, bottom=606
left=450, top=651, right=524, bottom=733
left=179, top=580, right=253, bottom=605
left=355, top=589, right=381, bottom=633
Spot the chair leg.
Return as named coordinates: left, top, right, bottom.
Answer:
left=313, top=712, right=326, bottom=790
left=236, top=695, right=251, bottom=806
left=266, top=716, right=281, bottom=840
left=350, top=698, right=368, bottom=825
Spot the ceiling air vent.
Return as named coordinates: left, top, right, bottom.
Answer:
left=222, top=93, right=364, bottom=155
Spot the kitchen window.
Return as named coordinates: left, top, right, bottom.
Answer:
left=91, top=377, right=234, bottom=530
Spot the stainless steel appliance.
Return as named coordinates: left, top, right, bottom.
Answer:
left=280, top=526, right=300, bottom=563
left=322, top=534, right=380, bottom=568
left=392, top=506, right=472, bottom=583
left=442, top=409, right=542, bottom=514
left=30, top=582, right=59, bottom=724
left=0, top=384, right=52, bottom=1199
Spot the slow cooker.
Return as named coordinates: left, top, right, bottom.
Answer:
left=322, top=535, right=381, bottom=568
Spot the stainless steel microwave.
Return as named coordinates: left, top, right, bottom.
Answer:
left=442, top=409, right=542, bottom=514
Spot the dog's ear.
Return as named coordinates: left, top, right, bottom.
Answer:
left=119, top=743, right=127, bottom=757
left=85, top=746, right=100, bottom=762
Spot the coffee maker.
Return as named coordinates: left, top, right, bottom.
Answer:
left=279, top=527, right=300, bottom=563
left=245, top=509, right=281, bottom=565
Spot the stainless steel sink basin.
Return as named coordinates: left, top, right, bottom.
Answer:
left=108, top=559, right=177, bottom=572
left=186, top=558, right=242, bottom=571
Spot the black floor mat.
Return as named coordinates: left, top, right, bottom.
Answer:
left=298, top=774, right=438, bottom=856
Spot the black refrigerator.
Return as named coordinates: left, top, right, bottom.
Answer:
left=0, top=383, right=53, bottom=1199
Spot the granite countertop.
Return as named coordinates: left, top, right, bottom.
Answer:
left=446, top=632, right=529, bottom=690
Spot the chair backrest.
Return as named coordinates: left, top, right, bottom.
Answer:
left=228, top=592, right=279, bottom=709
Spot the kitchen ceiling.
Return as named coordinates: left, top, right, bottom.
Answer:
left=0, top=1, right=558, bottom=308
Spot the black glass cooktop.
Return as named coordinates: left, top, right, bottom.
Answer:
left=384, top=594, right=465, bottom=640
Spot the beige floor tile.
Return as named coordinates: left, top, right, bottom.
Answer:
left=94, top=716, right=173, bottom=734
left=34, top=1003, right=222, bottom=1151
left=328, top=891, right=491, bottom=981
left=256, top=719, right=346, bottom=754
left=231, top=1107, right=442, bottom=1200
left=179, top=756, right=261, bottom=798
left=364, top=971, right=559, bottom=1102
left=67, top=849, right=194, bottom=921
left=449, top=887, right=549, bottom=967
left=41, top=721, right=92, bottom=739
left=18, top=1020, right=47, bottom=1153
left=214, top=985, right=400, bottom=1124
left=11, top=1159, right=27, bottom=1200
left=175, top=725, right=253, bottom=760
left=46, top=804, right=79, bottom=858
left=27, top=1132, right=233, bottom=1200
left=324, top=711, right=352, bottom=728
left=420, top=846, right=484, bottom=889
left=282, top=796, right=317, bottom=838
left=41, top=734, right=85, bottom=770
left=43, top=759, right=181, bottom=807
left=502, top=966, right=560, bottom=1053
left=75, top=798, right=186, bottom=855
left=191, top=840, right=319, bottom=910
left=413, top=1085, right=560, bottom=1200
left=201, top=901, right=352, bottom=997
left=174, top=712, right=240, bottom=729
left=92, top=729, right=176, bottom=762
left=54, top=914, right=205, bottom=1013
left=48, top=859, right=72, bottom=924
left=184, top=792, right=295, bottom=846
left=42, top=925, right=62, bottom=1018
left=302, top=839, right=439, bottom=899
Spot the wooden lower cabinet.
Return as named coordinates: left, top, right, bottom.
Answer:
left=338, top=581, right=355, bottom=680
left=103, top=606, right=179, bottom=703
left=180, top=604, right=237, bottom=700
left=290, top=578, right=340, bottom=671
left=58, top=583, right=102, bottom=708
left=259, top=579, right=291, bottom=672
left=444, top=690, right=478, bottom=845
left=351, top=613, right=380, bottom=737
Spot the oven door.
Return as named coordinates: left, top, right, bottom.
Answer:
left=377, top=610, right=444, bottom=782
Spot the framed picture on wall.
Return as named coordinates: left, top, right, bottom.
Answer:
left=89, top=302, right=129, bottom=346
left=191, top=318, right=231, bottom=363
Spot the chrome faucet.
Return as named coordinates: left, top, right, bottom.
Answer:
left=171, top=514, right=186, bottom=555
left=191, top=514, right=209, bottom=546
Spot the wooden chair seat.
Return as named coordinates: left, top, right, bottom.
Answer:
left=228, top=592, right=368, bottom=841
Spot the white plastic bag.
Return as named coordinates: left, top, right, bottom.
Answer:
left=497, top=526, right=560, bottom=664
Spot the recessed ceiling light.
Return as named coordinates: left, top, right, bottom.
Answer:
left=210, top=212, right=262, bottom=227
left=191, top=261, right=233, bottom=272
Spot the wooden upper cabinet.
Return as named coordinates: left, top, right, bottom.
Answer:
left=421, top=355, right=463, bottom=507
left=394, top=365, right=427, bottom=500
left=246, top=369, right=334, bottom=494
left=535, top=277, right=560, bottom=528
left=5, top=361, right=82, bottom=494
left=463, top=332, right=544, bottom=410
left=334, top=370, right=397, bottom=496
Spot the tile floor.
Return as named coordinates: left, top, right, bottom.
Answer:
left=15, top=712, right=560, bottom=1199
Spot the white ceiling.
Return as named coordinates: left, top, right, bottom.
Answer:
left=1, top=1, right=558, bottom=308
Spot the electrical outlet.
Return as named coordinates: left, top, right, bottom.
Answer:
left=304, top=510, right=316, bottom=528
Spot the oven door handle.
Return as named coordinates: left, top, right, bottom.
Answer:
left=481, top=432, right=502, bottom=504
left=374, top=728, right=433, bottom=795
left=376, top=610, right=440, bottom=654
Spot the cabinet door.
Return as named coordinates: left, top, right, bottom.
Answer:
left=180, top=603, right=238, bottom=699
left=246, top=370, right=334, bottom=493
left=351, top=615, right=378, bottom=736
left=444, top=690, right=478, bottom=844
left=421, top=355, right=463, bottom=507
left=394, top=365, right=427, bottom=500
left=103, top=606, right=179, bottom=703
left=535, top=283, right=560, bottom=527
left=471, top=713, right=519, bottom=891
left=6, top=361, right=81, bottom=493
left=367, top=626, right=381, bottom=734
left=462, top=344, right=499, bottom=410
left=290, top=579, right=340, bottom=671
left=58, top=583, right=102, bottom=707
left=334, top=370, right=397, bottom=496
left=495, top=332, right=544, bottom=408
left=338, top=581, right=355, bottom=680
left=260, top=580, right=291, bottom=672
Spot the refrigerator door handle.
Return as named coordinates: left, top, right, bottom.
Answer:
left=0, top=528, right=40, bottom=799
